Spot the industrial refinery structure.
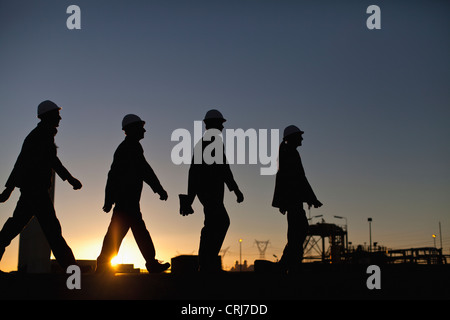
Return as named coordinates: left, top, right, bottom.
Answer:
left=303, top=220, right=447, bottom=265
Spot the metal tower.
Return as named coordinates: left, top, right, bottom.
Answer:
left=220, top=246, right=230, bottom=259
left=255, top=240, right=270, bottom=260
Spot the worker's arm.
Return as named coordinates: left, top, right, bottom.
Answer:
left=0, top=186, right=14, bottom=203
left=138, top=147, right=167, bottom=201
left=223, top=146, right=244, bottom=203
left=53, top=157, right=82, bottom=190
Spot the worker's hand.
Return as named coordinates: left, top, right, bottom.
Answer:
left=68, top=176, right=82, bottom=190
left=234, top=189, right=244, bottom=203
left=103, top=202, right=113, bottom=213
left=179, top=194, right=194, bottom=216
left=158, top=189, right=168, bottom=201
left=279, top=208, right=287, bottom=215
left=308, top=200, right=323, bottom=209
left=0, top=187, right=14, bottom=203
left=180, top=204, right=194, bottom=216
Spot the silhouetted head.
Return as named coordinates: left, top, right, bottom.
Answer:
left=37, top=100, right=62, bottom=128
left=283, top=125, right=304, bottom=147
left=122, top=114, right=146, bottom=140
left=203, top=109, right=226, bottom=132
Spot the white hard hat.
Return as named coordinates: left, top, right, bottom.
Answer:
left=37, top=100, right=61, bottom=117
left=122, top=114, right=145, bottom=129
left=203, top=109, right=226, bottom=122
left=283, top=125, right=304, bottom=139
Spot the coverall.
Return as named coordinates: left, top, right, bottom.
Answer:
left=0, top=122, right=77, bottom=269
left=272, top=142, right=318, bottom=270
left=97, top=136, right=165, bottom=267
left=188, top=132, right=239, bottom=271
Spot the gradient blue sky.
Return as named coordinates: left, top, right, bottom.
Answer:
left=0, top=0, right=449, bottom=271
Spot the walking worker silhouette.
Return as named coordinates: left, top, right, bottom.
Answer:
left=272, top=125, right=322, bottom=274
left=0, top=100, right=82, bottom=270
left=96, top=114, right=170, bottom=274
left=182, top=109, right=244, bottom=273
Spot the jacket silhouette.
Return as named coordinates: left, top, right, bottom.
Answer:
left=104, top=137, right=165, bottom=209
left=185, top=110, right=243, bottom=272
left=5, top=123, right=71, bottom=190
left=188, top=135, right=239, bottom=203
left=0, top=101, right=82, bottom=270
left=96, top=114, right=170, bottom=274
left=272, top=142, right=318, bottom=209
left=272, top=125, right=322, bottom=273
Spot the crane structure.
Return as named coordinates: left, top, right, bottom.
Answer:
left=303, top=222, right=347, bottom=263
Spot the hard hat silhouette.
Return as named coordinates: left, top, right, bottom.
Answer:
left=37, top=100, right=61, bottom=117
left=283, top=125, right=304, bottom=139
left=122, top=114, right=145, bottom=129
left=203, top=109, right=226, bottom=122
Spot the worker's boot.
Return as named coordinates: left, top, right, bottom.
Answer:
left=146, top=260, right=170, bottom=273
left=95, top=262, right=115, bottom=275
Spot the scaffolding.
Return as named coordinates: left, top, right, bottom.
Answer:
left=386, top=247, right=447, bottom=265
left=302, top=221, right=447, bottom=265
left=303, top=222, right=347, bottom=263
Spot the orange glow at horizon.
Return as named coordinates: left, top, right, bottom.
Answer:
left=110, top=255, right=119, bottom=266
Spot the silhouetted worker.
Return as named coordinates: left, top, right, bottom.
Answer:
left=0, top=100, right=82, bottom=270
left=183, top=109, right=244, bottom=273
left=272, top=125, right=323, bottom=274
left=96, top=114, right=170, bottom=274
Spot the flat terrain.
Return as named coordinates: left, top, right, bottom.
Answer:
left=1, top=264, right=448, bottom=300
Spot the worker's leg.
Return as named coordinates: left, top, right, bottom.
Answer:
left=34, top=191, right=76, bottom=269
left=280, top=206, right=309, bottom=272
left=129, top=211, right=156, bottom=263
left=0, top=191, right=35, bottom=261
left=198, top=201, right=230, bottom=271
left=130, top=211, right=170, bottom=273
left=96, top=208, right=130, bottom=268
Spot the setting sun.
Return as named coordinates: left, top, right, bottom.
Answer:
left=102, top=236, right=148, bottom=269
left=110, top=255, right=120, bottom=267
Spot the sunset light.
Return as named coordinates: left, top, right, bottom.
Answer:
left=103, top=237, right=149, bottom=270
left=110, top=255, right=119, bottom=267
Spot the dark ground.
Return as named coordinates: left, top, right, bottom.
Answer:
left=1, top=264, right=448, bottom=300
left=1, top=264, right=448, bottom=319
